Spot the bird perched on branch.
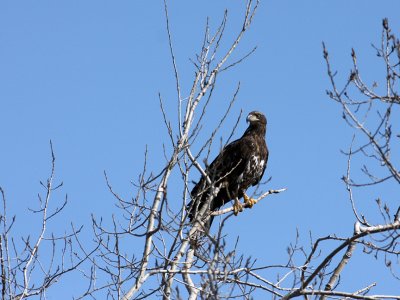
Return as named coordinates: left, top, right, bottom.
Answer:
left=188, top=111, right=268, bottom=230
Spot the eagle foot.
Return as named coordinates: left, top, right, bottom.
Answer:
left=243, top=194, right=256, bottom=208
left=233, top=199, right=243, bottom=216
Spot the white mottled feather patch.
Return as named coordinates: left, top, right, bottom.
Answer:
left=237, top=155, right=264, bottom=185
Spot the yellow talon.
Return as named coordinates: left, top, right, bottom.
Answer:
left=243, top=194, right=256, bottom=208
left=233, top=199, right=243, bottom=216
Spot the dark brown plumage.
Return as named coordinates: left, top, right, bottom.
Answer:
left=188, top=111, right=269, bottom=230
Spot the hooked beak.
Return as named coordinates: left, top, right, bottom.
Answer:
left=246, top=114, right=258, bottom=123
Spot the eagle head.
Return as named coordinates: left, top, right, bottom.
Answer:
left=246, top=111, right=267, bottom=125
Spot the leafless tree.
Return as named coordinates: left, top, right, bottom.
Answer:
left=81, top=1, right=287, bottom=299
left=276, top=19, right=400, bottom=300
left=81, top=5, right=400, bottom=300
left=0, top=141, right=94, bottom=299
left=3, top=2, right=399, bottom=300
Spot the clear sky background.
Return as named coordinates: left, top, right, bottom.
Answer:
left=1, top=1, right=400, bottom=298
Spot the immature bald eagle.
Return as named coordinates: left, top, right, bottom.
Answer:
left=188, top=111, right=268, bottom=230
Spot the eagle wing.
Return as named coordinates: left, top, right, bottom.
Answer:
left=207, top=138, right=247, bottom=184
left=189, top=138, right=247, bottom=221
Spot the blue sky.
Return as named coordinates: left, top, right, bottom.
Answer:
left=1, top=1, right=400, bottom=298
